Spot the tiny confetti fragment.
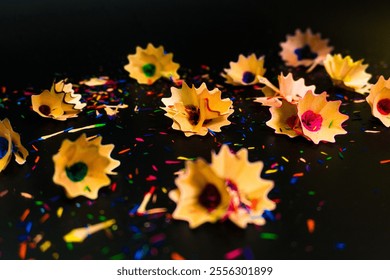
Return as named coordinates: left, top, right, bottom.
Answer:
left=63, top=219, right=116, bottom=243
left=260, top=232, right=278, bottom=240
left=307, top=219, right=315, bottom=233
left=224, top=248, right=243, bottom=259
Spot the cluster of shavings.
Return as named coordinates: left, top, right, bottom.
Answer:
left=1, top=27, right=390, bottom=261
left=253, top=73, right=349, bottom=144
left=169, top=145, right=275, bottom=229
left=217, top=28, right=390, bottom=140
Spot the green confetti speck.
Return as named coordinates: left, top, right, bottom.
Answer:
left=66, top=243, right=74, bottom=251
left=110, top=253, right=125, bottom=260
left=101, top=246, right=110, bottom=255
left=260, top=232, right=278, bottom=240
left=94, top=123, right=106, bottom=128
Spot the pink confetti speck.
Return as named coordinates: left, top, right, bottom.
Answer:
left=224, top=248, right=243, bottom=259
left=146, top=175, right=157, bottom=181
left=165, top=160, right=181, bottom=164
left=150, top=233, right=166, bottom=244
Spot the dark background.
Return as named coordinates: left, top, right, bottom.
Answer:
left=0, top=0, right=390, bottom=260
left=1, top=0, right=390, bottom=88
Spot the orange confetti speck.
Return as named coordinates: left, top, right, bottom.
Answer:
left=380, top=159, right=390, bottom=164
left=171, top=252, right=186, bottom=260
left=293, top=172, right=304, bottom=177
left=40, top=213, right=50, bottom=224
left=118, top=148, right=131, bottom=154
left=21, top=192, right=33, bottom=199
left=0, top=189, right=8, bottom=197
left=307, top=219, right=315, bottom=233
left=19, top=242, right=27, bottom=259
left=20, top=209, right=30, bottom=222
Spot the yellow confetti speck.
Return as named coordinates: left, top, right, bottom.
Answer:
left=177, top=156, right=192, bottom=160
left=40, top=241, right=51, bottom=252
left=63, top=219, right=116, bottom=243
left=57, top=207, right=63, bottom=218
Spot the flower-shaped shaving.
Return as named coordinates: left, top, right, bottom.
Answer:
left=366, top=76, right=390, bottom=127
left=280, top=28, right=333, bottom=73
left=254, top=72, right=316, bottom=107
left=161, top=82, right=233, bottom=137
left=211, top=145, right=275, bottom=228
left=124, top=43, right=180, bottom=85
left=31, top=79, right=85, bottom=121
left=265, top=100, right=303, bottom=138
left=222, top=53, right=266, bottom=86
left=0, top=118, right=29, bottom=172
left=52, top=134, right=120, bottom=199
left=324, top=54, right=372, bottom=94
left=169, top=145, right=275, bottom=228
left=266, top=91, right=349, bottom=143
left=297, top=91, right=349, bottom=144
left=169, top=158, right=231, bottom=229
